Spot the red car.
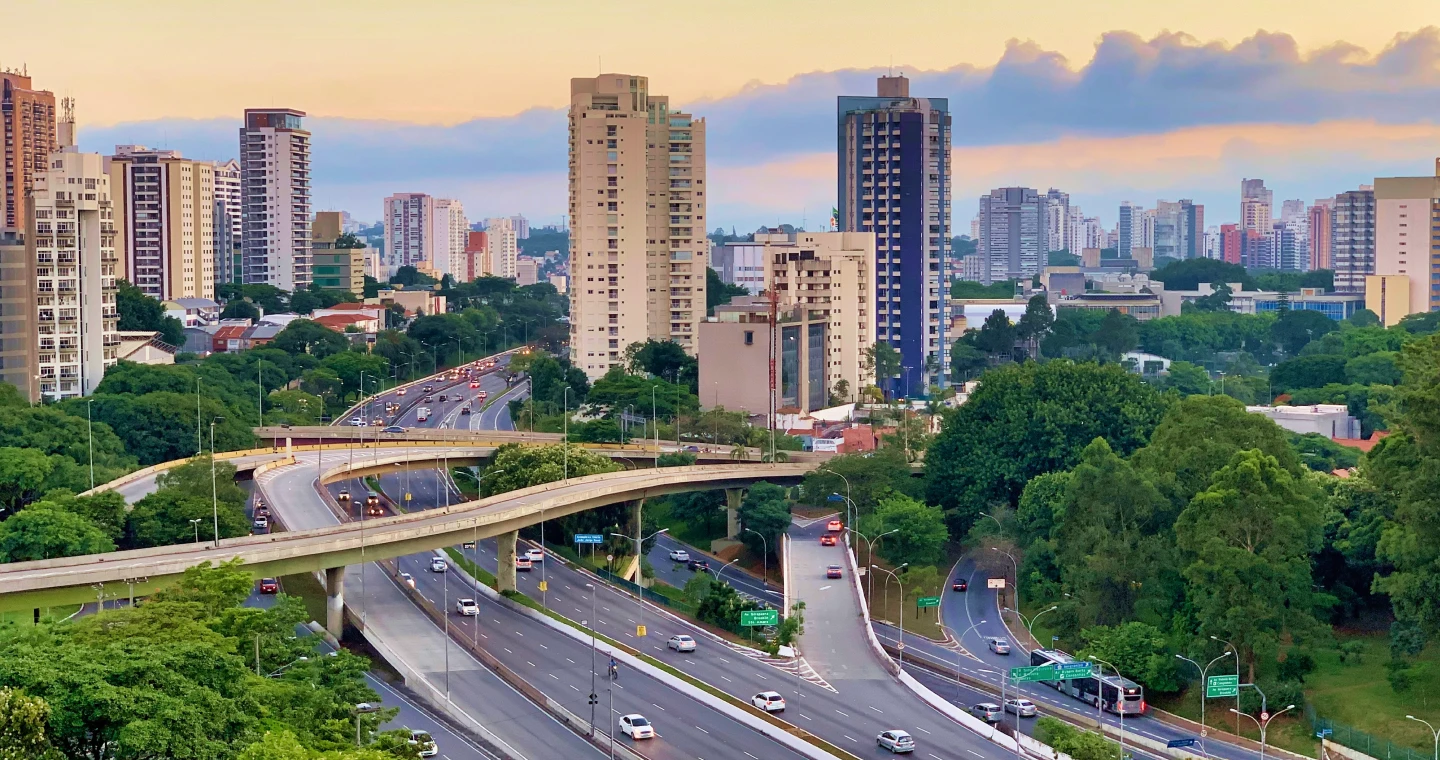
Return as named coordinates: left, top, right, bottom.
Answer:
left=820, top=535, right=837, bottom=546
left=826, top=520, right=843, bottom=532
left=259, top=578, right=279, bottom=594
left=826, top=565, right=843, bottom=579
left=952, top=579, right=969, bottom=592
left=469, top=381, right=480, bottom=388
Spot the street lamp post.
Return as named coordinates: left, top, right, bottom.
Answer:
left=743, top=527, right=769, bottom=581
left=209, top=417, right=224, bottom=547
left=991, top=546, right=1018, bottom=611
left=832, top=469, right=855, bottom=548
left=1212, top=635, right=1241, bottom=735
left=871, top=563, right=908, bottom=671
left=852, top=528, right=898, bottom=600
left=563, top=387, right=571, bottom=482
left=609, top=528, right=669, bottom=588
left=1177, top=651, right=1234, bottom=740
left=1231, top=704, right=1296, bottom=760
left=941, top=620, right=989, bottom=699
left=1003, top=604, right=1058, bottom=653
left=353, top=702, right=381, bottom=747
left=709, top=558, right=740, bottom=587
left=586, top=582, right=598, bottom=735
left=1407, top=715, right=1440, bottom=760
left=1092, top=657, right=1126, bottom=760
left=189, top=518, right=202, bottom=543
left=86, top=399, right=94, bottom=490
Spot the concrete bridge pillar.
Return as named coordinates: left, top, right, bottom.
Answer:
left=725, top=488, right=743, bottom=539
left=630, top=499, right=648, bottom=588
left=325, top=566, right=345, bottom=638
left=497, top=530, right=519, bottom=593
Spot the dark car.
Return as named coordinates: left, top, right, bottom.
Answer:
left=952, top=579, right=968, bottom=592
left=383, top=426, right=405, bottom=434
left=258, top=578, right=279, bottom=594
left=460, top=406, right=471, bottom=415
left=826, top=565, right=843, bottom=579
left=686, top=558, right=710, bottom=572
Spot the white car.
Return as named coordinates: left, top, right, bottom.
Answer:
left=525, top=548, right=545, bottom=563
left=456, top=598, right=479, bottom=616
left=668, top=549, right=690, bottom=562
left=349, top=417, right=366, bottom=426
left=429, top=558, right=448, bottom=573
left=399, top=572, right=415, bottom=588
left=667, top=634, right=696, bottom=652
left=409, top=729, right=437, bottom=757
left=752, top=691, right=786, bottom=712
left=618, top=714, right=654, bottom=740
left=878, top=730, right=915, bottom=754
left=988, top=637, right=1011, bottom=655
left=396, top=389, right=407, bottom=397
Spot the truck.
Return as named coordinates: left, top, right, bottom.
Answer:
left=416, top=407, right=431, bottom=423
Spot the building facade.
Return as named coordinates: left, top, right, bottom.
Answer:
left=1241, top=178, right=1273, bottom=234
left=1309, top=198, right=1334, bottom=272
left=0, top=231, right=36, bottom=401
left=709, top=239, right=767, bottom=294
left=463, top=230, right=488, bottom=280
left=310, top=211, right=365, bottom=293
left=698, top=297, right=831, bottom=416
left=1118, top=201, right=1137, bottom=258
left=30, top=149, right=119, bottom=399
left=568, top=73, right=707, bottom=378
left=239, top=109, right=311, bottom=291
left=1373, top=163, right=1440, bottom=317
left=485, top=216, right=518, bottom=280
left=383, top=193, right=434, bottom=270
left=106, top=145, right=215, bottom=301
left=212, top=159, right=242, bottom=285
left=1333, top=188, right=1376, bottom=293
left=977, top=187, right=1043, bottom=284
left=431, top=198, right=468, bottom=280
left=515, top=257, right=538, bottom=286
left=837, top=74, right=950, bottom=393
left=510, top=214, right=529, bottom=239
left=1, top=71, right=57, bottom=234
left=764, top=230, right=875, bottom=400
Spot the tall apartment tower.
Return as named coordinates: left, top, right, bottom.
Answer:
left=1332, top=188, right=1376, bottom=293
left=764, top=230, right=876, bottom=399
left=431, top=199, right=468, bottom=279
left=239, top=109, right=311, bottom=291
left=510, top=214, right=530, bottom=239
left=837, top=75, right=951, bottom=393
left=977, top=187, right=1043, bottom=285
left=2, top=71, right=58, bottom=233
left=1372, top=164, right=1440, bottom=316
left=485, top=216, right=519, bottom=280
left=383, top=192, right=435, bottom=270
left=1241, top=178, right=1273, bottom=234
left=1309, top=198, right=1335, bottom=271
left=568, top=73, right=707, bottom=378
left=1118, top=202, right=1137, bottom=258
left=212, top=159, right=242, bottom=285
left=30, top=147, right=119, bottom=399
left=1043, top=188, right=1069, bottom=253
left=0, top=230, right=36, bottom=401
left=106, top=146, right=215, bottom=301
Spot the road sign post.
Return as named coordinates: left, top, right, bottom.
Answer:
left=916, top=596, right=940, bottom=609
left=574, top=534, right=603, bottom=545
left=1206, top=674, right=1239, bottom=699
left=1010, top=665, right=1057, bottom=683
left=740, top=609, right=779, bottom=627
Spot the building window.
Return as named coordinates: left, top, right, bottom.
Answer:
left=744, top=330, right=753, bottom=346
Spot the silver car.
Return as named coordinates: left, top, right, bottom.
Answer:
left=988, top=637, right=1011, bottom=655
left=667, top=634, right=696, bottom=652
left=878, top=730, right=915, bottom=754
left=971, top=702, right=1003, bottom=723
left=1005, top=698, right=1037, bottom=717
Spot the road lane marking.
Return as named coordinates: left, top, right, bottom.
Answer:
left=695, top=726, right=708, bottom=734
left=967, top=751, right=985, bottom=758
left=867, top=705, right=883, bottom=713
left=835, top=709, right=849, bottom=717
left=844, top=735, right=858, bottom=743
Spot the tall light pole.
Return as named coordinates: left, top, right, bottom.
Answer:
left=1177, top=651, right=1233, bottom=741
left=1407, top=715, right=1440, bottom=760
left=1092, top=657, right=1125, bottom=760
left=563, top=386, right=571, bottom=482
left=610, top=528, right=669, bottom=588
left=86, top=399, right=94, bottom=490
left=743, top=527, right=769, bottom=581
left=852, top=528, right=898, bottom=600
left=709, top=557, right=740, bottom=588
left=651, top=384, right=659, bottom=456
left=1003, top=604, right=1058, bottom=653
left=871, top=563, right=908, bottom=670
left=210, top=416, right=224, bottom=547
left=189, top=518, right=202, bottom=543
left=832, top=469, right=855, bottom=548
left=1212, top=634, right=1241, bottom=735
left=586, top=582, right=598, bottom=735
left=1232, top=704, right=1296, bottom=760
left=992, top=546, right=1018, bottom=611
left=941, top=620, right=988, bottom=699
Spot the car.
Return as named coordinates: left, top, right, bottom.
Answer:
left=826, top=519, right=843, bottom=532
left=1005, top=698, right=1038, bottom=717
left=877, top=730, right=915, bottom=753
left=429, top=558, right=448, bottom=573
left=422, top=385, right=433, bottom=393
left=371, top=418, right=385, bottom=426
left=618, top=714, right=654, bottom=740
left=668, top=549, right=690, bottom=562
left=423, top=395, right=434, bottom=403
left=460, top=406, right=471, bottom=415
left=337, top=489, right=350, bottom=502
left=396, top=389, right=407, bottom=397
left=399, top=572, right=415, bottom=588
left=456, top=598, right=479, bottom=616
left=470, top=381, right=480, bottom=388
left=820, top=534, right=836, bottom=546
left=438, top=394, right=448, bottom=402
left=258, top=578, right=279, bottom=594
left=349, top=417, right=367, bottom=426
left=409, top=729, right=438, bottom=757
left=971, top=703, right=1004, bottom=723
left=253, top=516, right=269, bottom=529
left=988, top=637, right=1011, bottom=655
left=683, top=445, right=700, bottom=452
left=525, top=548, right=545, bottom=563
left=826, top=565, right=843, bottom=579
left=515, top=556, right=532, bottom=571
left=952, top=579, right=968, bottom=592
left=383, top=426, right=405, bottom=434
left=255, top=505, right=271, bottom=518
left=686, top=558, right=709, bottom=572
left=667, top=634, right=696, bottom=652
left=752, top=691, right=786, bottom=712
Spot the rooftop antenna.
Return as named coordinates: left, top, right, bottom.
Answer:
left=889, top=55, right=893, bottom=77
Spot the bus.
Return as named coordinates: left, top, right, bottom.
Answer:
left=1029, top=649, right=1146, bottom=716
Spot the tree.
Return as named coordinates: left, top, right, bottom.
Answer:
left=480, top=444, right=619, bottom=497
left=1078, top=622, right=1182, bottom=693
left=127, top=489, right=250, bottom=547
left=265, top=389, right=325, bottom=426
left=1150, top=258, right=1250, bottom=291
left=1176, top=449, right=1324, bottom=682
left=1270, top=355, right=1348, bottom=393
left=863, top=341, right=902, bottom=396
left=1187, top=282, right=1233, bottom=313
left=0, top=688, right=64, bottom=760
left=1034, top=717, right=1121, bottom=760
left=0, top=505, right=115, bottom=561
left=0, top=447, right=56, bottom=515
left=948, top=338, right=988, bottom=382
left=1271, top=308, right=1337, bottom=355
left=115, top=280, right=184, bottom=347
left=1015, top=471, right=1070, bottom=547
left=925, top=361, right=1167, bottom=534
left=1093, top=309, right=1139, bottom=358
left=220, top=299, right=262, bottom=321
left=1016, top=295, right=1055, bottom=358
left=738, top=482, right=790, bottom=558
left=156, top=456, right=249, bottom=512
left=801, top=448, right=922, bottom=516
left=867, top=494, right=947, bottom=568
left=271, top=319, right=349, bottom=358
left=321, top=352, right=390, bottom=401
left=973, top=309, right=1017, bottom=359
left=32, top=491, right=128, bottom=544
left=81, top=392, right=254, bottom=465
left=625, top=339, right=698, bottom=388
left=829, top=378, right=851, bottom=405
left=390, top=265, right=435, bottom=288
left=1162, top=361, right=1212, bottom=396
left=705, top=267, right=747, bottom=314
left=1345, top=351, right=1402, bottom=386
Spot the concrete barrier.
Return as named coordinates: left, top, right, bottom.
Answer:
left=840, top=542, right=900, bottom=677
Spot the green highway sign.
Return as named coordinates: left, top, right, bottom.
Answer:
left=1206, top=674, right=1240, bottom=699
left=1057, top=661, right=1094, bottom=680
left=740, top=609, right=779, bottom=627
left=1010, top=665, right=1057, bottom=683
left=916, top=596, right=941, bottom=609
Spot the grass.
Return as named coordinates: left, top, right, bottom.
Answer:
left=646, top=499, right=727, bottom=551
left=450, top=467, right=481, bottom=500
left=1304, top=631, right=1440, bottom=755
left=860, top=546, right=946, bottom=641
left=442, top=547, right=497, bottom=588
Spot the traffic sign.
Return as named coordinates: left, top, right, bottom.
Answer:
left=1206, top=674, right=1239, bottom=699
left=740, top=609, right=780, bottom=627
left=538, top=581, right=548, bottom=592
left=637, top=625, right=647, bottom=637
left=574, top=534, right=603, bottom=544
left=1056, top=661, right=1094, bottom=680
left=1168, top=739, right=1199, bottom=749
left=1261, top=712, right=1269, bottom=721
left=1010, top=665, right=1057, bottom=683
left=988, top=578, right=1006, bottom=589
left=916, top=596, right=941, bottom=609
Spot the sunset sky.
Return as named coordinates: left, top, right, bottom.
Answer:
left=13, top=0, right=1440, bottom=230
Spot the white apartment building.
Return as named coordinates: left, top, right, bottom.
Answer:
left=106, top=145, right=214, bottom=301
left=240, top=109, right=311, bottom=291
left=383, top=192, right=434, bottom=270
left=710, top=240, right=767, bottom=293
left=30, top=148, right=119, bottom=399
left=568, top=73, right=707, bottom=378
left=486, top=216, right=518, bottom=280
left=764, top=230, right=876, bottom=397
left=431, top=198, right=467, bottom=279
left=211, top=158, right=241, bottom=285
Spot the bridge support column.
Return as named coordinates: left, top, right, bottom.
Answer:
left=497, top=530, right=518, bottom=593
left=725, top=488, right=743, bottom=540
left=325, top=566, right=345, bottom=638
left=630, top=499, right=648, bottom=588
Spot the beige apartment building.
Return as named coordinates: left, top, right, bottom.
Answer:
left=568, top=73, right=706, bottom=378
left=311, top=211, right=365, bottom=294
left=1, top=71, right=58, bottom=233
left=485, top=216, right=518, bottom=280
left=698, top=296, right=831, bottom=416
left=432, top=199, right=468, bottom=280
left=764, top=230, right=875, bottom=401
left=1372, top=160, right=1440, bottom=321
left=107, top=145, right=215, bottom=301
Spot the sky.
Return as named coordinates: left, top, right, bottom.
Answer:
left=12, top=0, right=1440, bottom=231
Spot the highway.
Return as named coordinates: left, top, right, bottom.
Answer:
left=645, top=533, right=783, bottom=608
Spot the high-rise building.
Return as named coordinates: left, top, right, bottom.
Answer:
left=0, top=231, right=36, bottom=401
left=383, top=192, right=434, bottom=270
left=1241, top=178, right=1273, bottom=234
left=1043, top=188, right=1069, bottom=253
left=239, top=109, right=311, bottom=291
left=2, top=71, right=58, bottom=234
left=568, top=73, right=707, bottom=378
left=212, top=159, right=242, bottom=285
left=30, top=147, right=119, bottom=399
left=977, top=187, right=1042, bottom=284
left=431, top=199, right=468, bottom=279
left=310, top=211, right=365, bottom=294
left=106, top=145, right=215, bottom=301
left=710, top=238, right=768, bottom=294
left=515, top=257, right=538, bottom=286
left=1118, top=202, right=1137, bottom=258
left=1270, top=221, right=1305, bottom=271
left=485, top=216, right=518, bottom=280
left=837, top=74, right=950, bottom=393
left=1220, top=224, right=1242, bottom=264
left=1280, top=199, right=1306, bottom=224
left=510, top=214, right=530, bottom=239
left=1332, top=188, right=1376, bottom=293
left=1373, top=163, right=1440, bottom=316
left=1308, top=199, right=1335, bottom=272
left=464, top=230, right=488, bottom=280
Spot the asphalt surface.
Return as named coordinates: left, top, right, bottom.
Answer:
left=645, top=534, right=783, bottom=609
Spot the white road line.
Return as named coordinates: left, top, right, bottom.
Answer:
left=835, top=709, right=849, bottom=717
left=799, top=713, right=811, bottom=721
left=915, top=726, right=932, bottom=734
left=695, top=726, right=709, bottom=734
left=844, top=735, right=858, bottom=743
left=867, top=705, right=883, bottom=713
left=967, top=751, right=985, bottom=758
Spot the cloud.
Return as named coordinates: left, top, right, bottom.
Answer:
left=75, top=28, right=1440, bottom=228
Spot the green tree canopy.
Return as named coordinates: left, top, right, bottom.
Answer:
left=738, top=482, right=791, bottom=558
left=0, top=505, right=114, bottom=562
left=1150, top=258, right=1250, bottom=290
left=1271, top=308, right=1338, bottom=355
left=865, top=493, right=948, bottom=568
left=271, top=320, right=349, bottom=358
left=115, top=279, right=185, bottom=346
left=1270, top=355, right=1348, bottom=394
left=127, top=489, right=251, bottom=548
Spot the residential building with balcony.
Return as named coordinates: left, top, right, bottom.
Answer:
left=212, top=159, right=242, bottom=285
left=1372, top=163, right=1440, bottom=317
left=239, top=109, right=310, bottom=291
left=0, top=231, right=36, bottom=401
left=432, top=199, right=467, bottom=279
left=106, top=145, right=215, bottom=301
left=568, top=73, right=707, bottom=378
left=2, top=71, right=58, bottom=234
left=383, top=192, right=435, bottom=271
left=1332, top=187, right=1375, bottom=293
left=310, top=211, right=364, bottom=293
left=485, top=216, right=518, bottom=280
